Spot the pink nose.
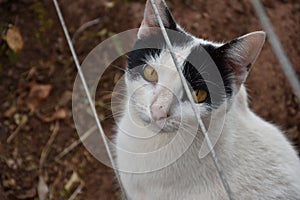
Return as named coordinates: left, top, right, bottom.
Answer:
left=151, top=104, right=168, bottom=121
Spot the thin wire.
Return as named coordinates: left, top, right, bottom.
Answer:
left=150, top=0, right=234, bottom=199
left=251, top=0, right=300, bottom=101
left=52, top=0, right=128, bottom=199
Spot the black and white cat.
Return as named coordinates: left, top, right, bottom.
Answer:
left=115, top=0, right=300, bottom=199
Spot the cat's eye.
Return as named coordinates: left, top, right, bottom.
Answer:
left=192, top=89, right=208, bottom=103
left=143, top=65, right=158, bottom=83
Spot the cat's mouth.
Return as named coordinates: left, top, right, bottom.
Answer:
left=140, top=114, right=180, bottom=133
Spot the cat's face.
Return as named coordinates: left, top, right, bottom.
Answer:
left=124, top=0, right=265, bottom=134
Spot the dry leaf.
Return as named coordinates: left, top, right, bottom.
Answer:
left=2, top=24, right=24, bottom=52
left=105, top=2, right=115, bottom=8
left=65, top=171, right=81, bottom=191
left=13, top=114, right=28, bottom=125
left=36, top=109, right=68, bottom=122
left=37, top=176, right=49, bottom=200
left=28, top=83, right=52, bottom=100
left=2, top=178, right=16, bottom=188
left=26, top=83, right=52, bottom=111
left=52, top=109, right=67, bottom=119
left=5, top=158, right=17, bottom=169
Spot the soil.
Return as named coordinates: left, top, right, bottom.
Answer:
left=0, top=0, right=299, bottom=199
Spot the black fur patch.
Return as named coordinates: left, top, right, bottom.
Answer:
left=201, top=44, right=233, bottom=97
left=127, top=31, right=192, bottom=79
left=163, top=6, right=177, bottom=30
left=183, top=44, right=233, bottom=107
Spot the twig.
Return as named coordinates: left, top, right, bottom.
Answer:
left=72, top=18, right=101, bottom=45
left=7, top=115, right=28, bottom=143
left=39, top=121, right=60, bottom=169
left=68, top=182, right=84, bottom=200
left=38, top=121, right=60, bottom=200
left=55, top=125, right=97, bottom=162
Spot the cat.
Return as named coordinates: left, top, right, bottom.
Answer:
left=115, top=0, right=300, bottom=199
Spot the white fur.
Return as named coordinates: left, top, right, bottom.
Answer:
left=116, top=83, right=300, bottom=199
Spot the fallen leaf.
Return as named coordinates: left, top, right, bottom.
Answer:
left=26, top=83, right=52, bottom=111
left=13, top=114, right=28, bottom=126
left=37, top=176, right=49, bottom=200
left=2, top=178, right=16, bottom=188
left=65, top=171, right=81, bottom=191
left=2, top=24, right=24, bottom=52
left=29, top=83, right=52, bottom=99
left=52, top=109, right=67, bottom=119
left=5, top=158, right=17, bottom=170
left=36, top=109, right=68, bottom=122
left=97, top=28, right=107, bottom=37
left=105, top=1, right=115, bottom=8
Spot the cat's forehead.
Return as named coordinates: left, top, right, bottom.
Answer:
left=146, top=44, right=194, bottom=71
left=145, top=37, right=222, bottom=71
left=127, top=31, right=222, bottom=70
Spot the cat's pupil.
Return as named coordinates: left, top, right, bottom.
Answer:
left=193, top=89, right=208, bottom=103
left=143, top=64, right=158, bottom=83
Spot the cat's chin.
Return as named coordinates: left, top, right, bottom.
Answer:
left=142, top=119, right=180, bottom=133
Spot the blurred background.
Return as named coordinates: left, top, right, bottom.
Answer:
left=0, top=0, right=299, bottom=199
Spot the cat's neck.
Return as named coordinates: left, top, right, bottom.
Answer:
left=119, top=85, right=253, bottom=153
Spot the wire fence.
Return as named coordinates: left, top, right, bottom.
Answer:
left=52, top=0, right=128, bottom=198
left=251, top=0, right=300, bottom=101
left=149, top=0, right=234, bottom=199
left=52, top=0, right=300, bottom=199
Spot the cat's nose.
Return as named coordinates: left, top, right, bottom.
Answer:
left=150, top=88, right=174, bottom=121
left=151, top=104, right=168, bottom=121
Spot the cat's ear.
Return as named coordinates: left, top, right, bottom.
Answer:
left=218, top=31, right=266, bottom=85
left=138, top=0, right=177, bottom=39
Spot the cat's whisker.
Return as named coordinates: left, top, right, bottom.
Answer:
left=102, top=112, right=125, bottom=120
left=167, top=120, right=203, bottom=144
left=111, top=64, right=126, bottom=72
left=98, top=91, right=129, bottom=99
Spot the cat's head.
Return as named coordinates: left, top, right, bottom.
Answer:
left=124, top=0, right=265, bottom=133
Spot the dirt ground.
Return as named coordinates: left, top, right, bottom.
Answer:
left=0, top=0, right=299, bottom=199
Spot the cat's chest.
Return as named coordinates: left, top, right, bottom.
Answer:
left=121, top=170, right=223, bottom=200
left=119, top=144, right=225, bottom=199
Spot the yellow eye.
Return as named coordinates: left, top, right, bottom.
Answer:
left=143, top=65, right=158, bottom=82
left=192, top=89, right=208, bottom=103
